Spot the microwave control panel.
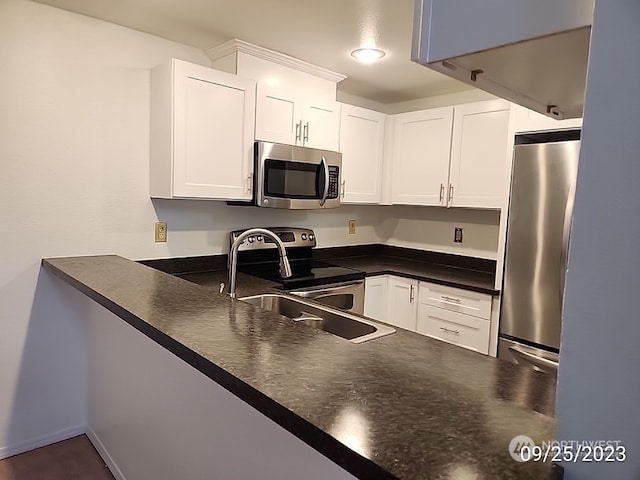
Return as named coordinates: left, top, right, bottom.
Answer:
left=328, top=166, right=340, bottom=199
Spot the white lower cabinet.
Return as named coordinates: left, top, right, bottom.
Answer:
left=364, top=275, right=418, bottom=330
left=364, top=275, right=389, bottom=321
left=386, top=276, right=419, bottom=331
left=416, top=305, right=490, bottom=355
left=363, top=275, right=493, bottom=355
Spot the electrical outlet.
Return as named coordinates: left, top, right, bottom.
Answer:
left=155, top=222, right=167, bottom=242
left=348, top=220, right=356, bottom=235
left=454, top=227, right=463, bottom=243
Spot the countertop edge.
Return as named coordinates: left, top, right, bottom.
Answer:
left=41, top=257, right=399, bottom=480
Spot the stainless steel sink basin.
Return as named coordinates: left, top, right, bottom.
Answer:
left=239, top=294, right=395, bottom=343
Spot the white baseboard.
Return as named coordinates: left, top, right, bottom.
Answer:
left=86, top=427, right=126, bottom=480
left=0, top=424, right=87, bottom=460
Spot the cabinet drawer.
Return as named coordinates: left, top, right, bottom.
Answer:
left=418, top=282, right=492, bottom=319
left=417, top=305, right=490, bottom=355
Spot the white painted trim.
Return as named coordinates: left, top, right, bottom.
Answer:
left=0, top=424, right=86, bottom=460
left=86, top=428, right=126, bottom=480
left=205, top=39, right=346, bottom=83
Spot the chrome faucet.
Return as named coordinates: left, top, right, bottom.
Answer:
left=227, top=228, right=293, bottom=298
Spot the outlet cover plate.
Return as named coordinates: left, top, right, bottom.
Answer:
left=155, top=222, right=167, bottom=242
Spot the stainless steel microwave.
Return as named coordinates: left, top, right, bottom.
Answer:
left=253, top=141, right=342, bottom=209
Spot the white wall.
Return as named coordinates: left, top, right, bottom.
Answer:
left=0, top=0, right=220, bottom=456
left=0, top=0, right=500, bottom=457
left=380, top=206, right=500, bottom=260
left=337, top=87, right=496, bottom=115
left=381, top=89, right=497, bottom=114
left=148, top=200, right=384, bottom=259
left=555, top=1, right=640, bottom=478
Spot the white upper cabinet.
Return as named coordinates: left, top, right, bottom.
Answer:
left=339, top=105, right=387, bottom=204
left=150, top=59, right=256, bottom=200
left=391, top=107, right=454, bottom=206
left=300, top=100, right=341, bottom=151
left=389, top=101, right=511, bottom=209
left=254, top=88, right=340, bottom=151
left=207, top=41, right=345, bottom=152
left=254, top=84, right=297, bottom=145
left=411, top=0, right=591, bottom=119
left=449, top=100, right=511, bottom=208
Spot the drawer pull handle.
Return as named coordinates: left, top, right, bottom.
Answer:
left=441, top=295, right=462, bottom=303
left=440, top=326, right=460, bottom=335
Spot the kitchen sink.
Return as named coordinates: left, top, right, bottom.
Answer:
left=239, top=294, right=395, bottom=344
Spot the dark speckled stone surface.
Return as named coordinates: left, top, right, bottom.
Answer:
left=43, top=255, right=561, bottom=480
left=326, top=255, right=498, bottom=295
left=143, top=244, right=499, bottom=295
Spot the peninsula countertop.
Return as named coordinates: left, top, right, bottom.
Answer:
left=43, top=255, right=560, bottom=480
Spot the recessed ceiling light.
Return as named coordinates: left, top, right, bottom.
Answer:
left=350, top=48, right=386, bottom=63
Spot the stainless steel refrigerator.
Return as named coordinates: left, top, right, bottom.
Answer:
left=499, top=130, right=581, bottom=376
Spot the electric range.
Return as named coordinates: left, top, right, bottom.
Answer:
left=230, top=227, right=366, bottom=313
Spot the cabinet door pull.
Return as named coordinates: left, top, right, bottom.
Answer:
left=410, top=284, right=415, bottom=303
left=448, top=184, right=454, bottom=202
left=246, top=174, right=253, bottom=193
left=303, top=122, right=309, bottom=144
left=340, top=180, right=346, bottom=198
left=439, top=183, right=444, bottom=202
left=295, top=121, right=302, bottom=143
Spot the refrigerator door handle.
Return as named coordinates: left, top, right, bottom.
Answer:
left=508, top=345, right=559, bottom=375
left=560, top=181, right=576, bottom=304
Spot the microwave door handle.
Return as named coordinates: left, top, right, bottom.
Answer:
left=320, top=156, right=329, bottom=206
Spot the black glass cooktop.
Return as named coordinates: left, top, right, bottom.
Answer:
left=239, top=259, right=365, bottom=290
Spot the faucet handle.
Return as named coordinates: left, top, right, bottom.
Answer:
left=219, top=282, right=226, bottom=294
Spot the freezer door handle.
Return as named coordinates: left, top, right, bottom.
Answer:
left=509, top=345, right=559, bottom=375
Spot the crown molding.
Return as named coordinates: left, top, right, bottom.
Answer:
left=205, top=39, right=346, bottom=83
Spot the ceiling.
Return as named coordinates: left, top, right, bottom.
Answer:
left=32, top=0, right=472, bottom=103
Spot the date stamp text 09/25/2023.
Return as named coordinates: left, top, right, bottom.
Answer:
left=508, top=435, right=627, bottom=463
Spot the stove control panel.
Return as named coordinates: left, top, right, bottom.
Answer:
left=230, top=227, right=317, bottom=251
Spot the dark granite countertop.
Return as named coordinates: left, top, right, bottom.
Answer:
left=43, top=255, right=560, bottom=480
left=143, top=244, right=499, bottom=296
left=329, top=256, right=497, bottom=295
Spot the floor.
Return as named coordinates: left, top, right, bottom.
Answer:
left=0, top=435, right=114, bottom=480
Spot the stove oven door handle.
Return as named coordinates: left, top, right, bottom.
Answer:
left=289, top=281, right=363, bottom=298
left=319, top=156, right=329, bottom=207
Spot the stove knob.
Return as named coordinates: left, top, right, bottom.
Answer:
left=248, top=236, right=255, bottom=243
left=309, top=234, right=315, bottom=241
left=256, top=235, right=263, bottom=242
left=301, top=233, right=307, bottom=241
